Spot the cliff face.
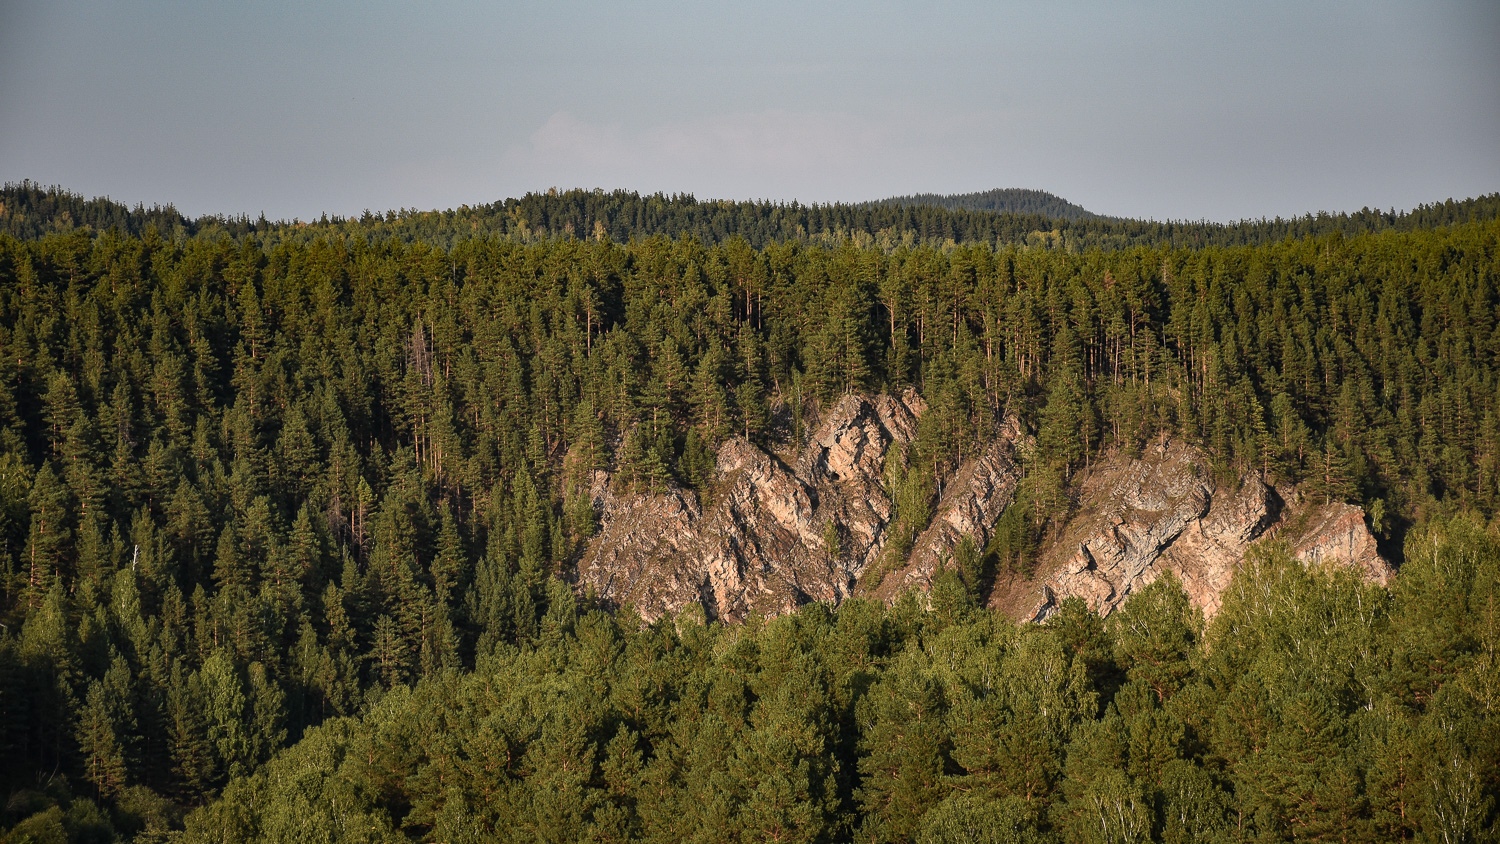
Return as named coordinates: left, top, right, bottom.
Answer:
left=578, top=394, right=1393, bottom=623
left=1283, top=502, right=1390, bottom=586
left=576, top=391, right=1024, bottom=621
left=1016, top=439, right=1394, bottom=621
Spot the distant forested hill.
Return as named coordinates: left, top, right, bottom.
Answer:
left=866, top=187, right=1101, bottom=221
left=6, top=180, right=1500, bottom=251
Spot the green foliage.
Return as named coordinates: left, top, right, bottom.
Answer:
left=10, top=181, right=1500, bottom=253
left=0, top=188, right=1498, bottom=840
left=0, top=519, right=1478, bottom=842
left=916, top=792, right=1046, bottom=844
left=873, top=187, right=1100, bottom=222
left=985, top=495, right=1034, bottom=580
left=862, top=442, right=936, bottom=593
left=1108, top=573, right=1199, bottom=703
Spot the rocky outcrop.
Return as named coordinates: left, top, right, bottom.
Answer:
left=577, top=476, right=706, bottom=619
left=1020, top=439, right=1393, bottom=622
left=576, top=391, right=1026, bottom=621
left=1277, top=502, right=1391, bottom=586
left=1158, top=472, right=1280, bottom=618
left=580, top=394, right=1394, bottom=624
left=1016, top=440, right=1219, bottom=621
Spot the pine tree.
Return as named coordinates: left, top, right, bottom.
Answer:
left=25, top=462, right=73, bottom=608
left=77, top=679, right=129, bottom=798
left=857, top=657, right=950, bottom=842
left=1109, top=573, right=1198, bottom=703
left=166, top=659, right=216, bottom=799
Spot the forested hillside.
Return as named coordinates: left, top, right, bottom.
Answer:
left=7, top=181, right=1500, bottom=251
left=174, top=525, right=1500, bottom=844
left=865, top=187, right=1101, bottom=221
left=0, top=189, right=1497, bottom=840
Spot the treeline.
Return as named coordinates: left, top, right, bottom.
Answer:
left=7, top=181, right=1500, bottom=252
left=0, top=210, right=1497, bottom=839
left=0, top=182, right=204, bottom=243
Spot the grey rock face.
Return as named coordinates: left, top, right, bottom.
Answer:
left=1281, top=502, right=1390, bottom=586
left=1024, top=440, right=1214, bottom=621
left=579, top=396, right=1393, bottom=624
left=580, top=472, right=705, bottom=618
left=1023, top=439, right=1393, bottom=622
left=576, top=391, right=1025, bottom=621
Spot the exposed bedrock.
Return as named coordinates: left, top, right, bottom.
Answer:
left=1018, top=439, right=1393, bottom=622
left=576, top=391, right=1024, bottom=621
left=577, top=395, right=1392, bottom=623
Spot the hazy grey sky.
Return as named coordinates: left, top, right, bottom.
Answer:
left=2, top=1, right=1497, bottom=222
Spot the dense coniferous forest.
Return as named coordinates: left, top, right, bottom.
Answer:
left=864, top=188, right=1102, bottom=222
left=7, top=180, right=1500, bottom=251
left=0, top=184, right=1497, bottom=841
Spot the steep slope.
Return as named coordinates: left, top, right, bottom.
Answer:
left=580, top=400, right=1393, bottom=624
left=577, top=392, right=1025, bottom=621
left=1005, top=439, right=1393, bottom=621
left=871, top=428, right=1025, bottom=601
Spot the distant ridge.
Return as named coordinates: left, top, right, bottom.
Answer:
left=867, top=188, right=1100, bottom=222
left=5, top=180, right=1499, bottom=252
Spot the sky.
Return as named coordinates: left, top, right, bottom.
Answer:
left=2, top=1, right=1497, bottom=223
